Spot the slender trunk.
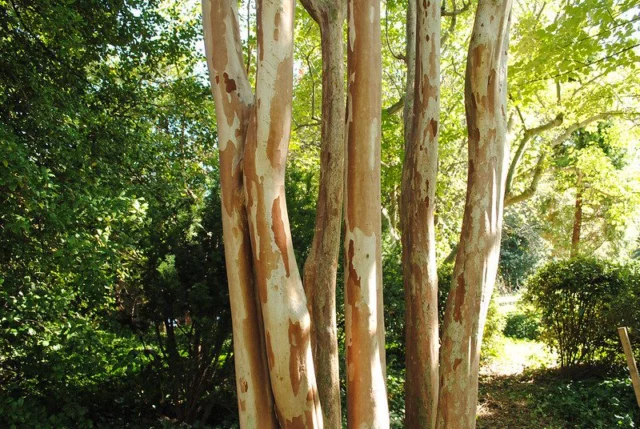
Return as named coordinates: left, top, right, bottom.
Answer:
left=298, top=1, right=346, bottom=426
left=403, top=0, right=417, bottom=146
left=344, top=0, right=389, bottom=426
left=401, top=0, right=440, bottom=427
left=437, top=1, right=512, bottom=427
left=202, top=1, right=278, bottom=426
left=243, top=0, right=322, bottom=425
left=571, top=172, right=583, bottom=258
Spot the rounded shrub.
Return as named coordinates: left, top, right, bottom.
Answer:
left=524, top=257, right=639, bottom=370
left=503, top=311, right=541, bottom=340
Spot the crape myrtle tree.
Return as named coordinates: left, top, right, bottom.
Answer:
left=202, top=0, right=512, bottom=427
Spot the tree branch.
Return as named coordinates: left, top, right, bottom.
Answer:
left=504, top=110, right=634, bottom=206
left=505, top=152, right=546, bottom=207
left=385, top=96, right=405, bottom=116
left=441, top=0, right=470, bottom=16
left=548, top=111, right=628, bottom=148
left=505, top=112, right=564, bottom=196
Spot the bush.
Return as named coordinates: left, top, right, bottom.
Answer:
left=540, top=377, right=639, bottom=427
left=524, top=257, right=640, bottom=370
left=503, top=311, right=541, bottom=340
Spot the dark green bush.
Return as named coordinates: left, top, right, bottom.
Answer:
left=524, top=257, right=640, bottom=370
left=540, top=377, right=639, bottom=427
left=503, top=311, right=541, bottom=340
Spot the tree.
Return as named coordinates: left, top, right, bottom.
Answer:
left=343, top=0, right=390, bottom=425
left=540, top=122, right=640, bottom=259
left=399, top=0, right=513, bottom=426
left=202, top=0, right=520, bottom=427
left=1, top=0, right=243, bottom=424
left=297, top=0, right=346, bottom=425
left=437, top=1, right=512, bottom=426
left=400, top=0, right=440, bottom=426
left=202, top=0, right=278, bottom=425
left=504, top=0, right=640, bottom=209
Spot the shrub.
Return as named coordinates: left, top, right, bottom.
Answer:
left=524, top=257, right=640, bottom=370
left=540, top=377, right=639, bottom=427
left=503, top=311, right=541, bottom=340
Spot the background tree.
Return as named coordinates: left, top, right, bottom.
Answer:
left=297, top=0, right=346, bottom=424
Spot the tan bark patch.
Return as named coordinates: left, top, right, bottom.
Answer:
left=288, top=320, right=307, bottom=396
left=271, top=195, right=291, bottom=277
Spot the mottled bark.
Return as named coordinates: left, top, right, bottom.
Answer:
left=202, top=0, right=277, bottom=427
left=401, top=0, right=440, bottom=427
left=344, top=0, right=389, bottom=426
left=298, top=0, right=346, bottom=427
left=242, top=0, right=322, bottom=425
left=437, top=1, right=512, bottom=427
left=403, top=0, right=416, bottom=146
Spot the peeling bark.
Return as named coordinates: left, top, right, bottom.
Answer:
left=344, top=0, right=389, bottom=426
left=437, top=1, right=512, bottom=427
left=298, top=0, right=346, bottom=426
left=202, top=0, right=277, bottom=427
left=403, top=0, right=416, bottom=147
left=242, top=0, right=322, bottom=425
left=401, top=0, right=440, bottom=427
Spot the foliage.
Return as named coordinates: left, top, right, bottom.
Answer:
left=524, top=257, right=640, bottom=370
left=499, top=210, right=547, bottom=291
left=539, top=377, right=639, bottom=427
left=382, top=241, right=405, bottom=369
left=477, top=371, right=640, bottom=428
left=387, top=370, right=405, bottom=429
left=503, top=311, right=541, bottom=341
left=285, top=160, right=319, bottom=264
left=0, top=0, right=234, bottom=426
left=0, top=0, right=639, bottom=425
left=138, top=186, right=236, bottom=425
left=541, top=122, right=640, bottom=258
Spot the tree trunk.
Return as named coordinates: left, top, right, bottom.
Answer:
left=437, top=1, right=512, bottom=427
left=242, top=0, right=322, bottom=425
left=202, top=0, right=278, bottom=426
left=344, top=0, right=389, bottom=426
left=298, top=0, right=346, bottom=426
left=571, top=173, right=583, bottom=258
left=401, top=0, right=440, bottom=426
left=403, top=0, right=417, bottom=146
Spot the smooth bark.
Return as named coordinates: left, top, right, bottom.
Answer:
left=437, top=1, right=512, bottom=427
left=298, top=0, right=346, bottom=426
left=401, top=0, right=440, bottom=427
left=243, top=0, right=322, bottom=425
left=344, top=0, right=389, bottom=425
left=202, top=0, right=277, bottom=426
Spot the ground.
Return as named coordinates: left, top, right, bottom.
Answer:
left=477, top=315, right=563, bottom=429
left=475, top=295, right=639, bottom=429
